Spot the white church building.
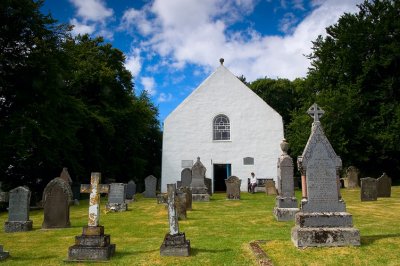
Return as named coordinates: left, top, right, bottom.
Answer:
left=161, top=60, right=284, bottom=193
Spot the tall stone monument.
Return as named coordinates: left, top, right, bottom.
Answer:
left=42, top=177, right=73, bottom=229
left=4, top=186, right=33, bottom=232
left=190, top=157, right=210, bottom=201
left=67, top=173, right=115, bottom=261
left=160, top=184, right=190, bottom=256
left=273, top=139, right=299, bottom=221
left=291, top=103, right=360, bottom=247
left=105, top=183, right=128, bottom=212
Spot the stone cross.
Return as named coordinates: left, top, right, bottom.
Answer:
left=80, top=173, right=109, bottom=227
left=307, top=103, right=325, bottom=122
left=167, top=184, right=179, bottom=235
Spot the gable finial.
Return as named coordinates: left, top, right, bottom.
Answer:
left=307, top=103, right=324, bottom=122
left=219, top=58, right=224, bottom=65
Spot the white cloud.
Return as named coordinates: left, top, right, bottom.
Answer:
left=158, top=93, right=173, bottom=103
left=69, top=0, right=113, bottom=22
left=69, top=18, right=95, bottom=35
left=125, top=48, right=142, bottom=78
left=141, top=77, right=157, bottom=96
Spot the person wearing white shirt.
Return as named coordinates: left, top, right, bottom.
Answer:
left=250, top=172, right=257, bottom=194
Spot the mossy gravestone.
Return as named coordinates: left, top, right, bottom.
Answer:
left=4, top=186, right=33, bottom=233
left=105, top=183, right=128, bottom=212
left=190, top=157, right=210, bottom=201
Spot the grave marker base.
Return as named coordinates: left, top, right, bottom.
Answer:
left=105, top=203, right=128, bottom=212
left=273, top=207, right=299, bottom=221
left=291, top=226, right=360, bottom=247
left=4, top=220, right=32, bottom=233
left=160, top=233, right=190, bottom=257
left=192, top=194, right=209, bottom=202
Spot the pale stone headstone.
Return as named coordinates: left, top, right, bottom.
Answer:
left=274, top=139, right=299, bottom=221
left=346, top=166, right=360, bottom=188
left=265, top=180, right=277, bottom=195
left=360, top=177, right=378, bottom=201
left=377, top=173, right=391, bottom=197
left=225, top=176, right=241, bottom=200
left=126, top=180, right=136, bottom=200
left=181, top=168, right=192, bottom=188
left=160, top=184, right=190, bottom=256
left=42, top=177, right=73, bottom=229
left=106, top=183, right=127, bottom=212
left=4, top=186, right=33, bottom=232
left=67, top=172, right=115, bottom=261
left=144, top=175, right=157, bottom=198
left=292, top=103, right=360, bottom=248
left=190, top=157, right=210, bottom=201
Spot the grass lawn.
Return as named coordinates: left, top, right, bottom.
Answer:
left=0, top=187, right=399, bottom=265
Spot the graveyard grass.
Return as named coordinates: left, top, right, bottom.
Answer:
left=1, top=187, right=400, bottom=266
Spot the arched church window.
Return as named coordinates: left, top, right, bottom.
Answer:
left=213, top=114, right=230, bottom=140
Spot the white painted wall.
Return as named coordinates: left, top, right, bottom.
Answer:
left=161, top=65, right=284, bottom=192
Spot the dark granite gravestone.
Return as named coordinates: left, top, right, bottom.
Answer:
left=274, top=139, right=299, bottom=221
left=205, top=177, right=212, bottom=195
left=377, top=173, right=391, bottom=197
left=360, top=177, right=378, bottom=201
left=42, top=177, right=73, bottom=229
left=67, top=173, right=115, bottom=261
left=190, top=157, right=210, bottom=201
left=346, top=166, right=360, bottom=189
left=181, top=168, right=192, bottom=188
left=126, top=180, right=136, bottom=200
left=105, top=183, right=128, bottom=212
left=225, top=176, right=241, bottom=200
left=265, top=180, right=277, bottom=195
left=291, top=103, right=360, bottom=248
left=4, top=186, right=33, bottom=232
left=144, top=175, right=157, bottom=198
left=160, top=184, right=190, bottom=256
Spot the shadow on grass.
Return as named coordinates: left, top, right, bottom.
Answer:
left=115, top=249, right=159, bottom=257
left=190, top=248, right=233, bottom=256
left=361, top=233, right=400, bottom=245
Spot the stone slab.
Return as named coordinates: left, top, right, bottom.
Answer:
left=67, top=244, right=115, bottom=261
left=273, top=207, right=299, bottom=221
left=160, top=233, right=190, bottom=257
left=4, top=220, right=32, bottom=233
left=105, top=203, right=128, bottom=212
left=192, top=194, right=210, bottom=202
left=275, top=197, right=298, bottom=208
left=295, top=212, right=354, bottom=228
left=291, top=226, right=360, bottom=247
left=360, top=177, right=377, bottom=201
left=75, top=235, right=111, bottom=247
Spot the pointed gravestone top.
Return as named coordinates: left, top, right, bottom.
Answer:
left=190, top=157, right=207, bottom=189
left=60, top=167, right=72, bottom=185
left=307, top=103, right=325, bottom=122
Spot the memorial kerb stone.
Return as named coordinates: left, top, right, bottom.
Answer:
left=274, top=139, right=299, bottom=221
left=181, top=168, right=192, bottom=188
left=346, top=166, right=360, bottom=189
left=265, top=180, right=277, bottom=195
left=292, top=103, right=360, bottom=247
left=42, top=177, right=73, bottom=229
left=67, top=172, right=115, bottom=261
left=360, top=177, right=377, bottom=201
left=190, top=157, right=210, bottom=201
left=377, top=173, right=391, bottom=197
left=105, top=183, right=128, bottom=212
left=144, top=175, right=157, bottom=198
left=4, top=186, right=33, bottom=233
left=160, top=184, right=190, bottom=257
left=126, top=180, right=136, bottom=200
left=225, top=176, right=241, bottom=200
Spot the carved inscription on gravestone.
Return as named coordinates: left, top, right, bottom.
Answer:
left=108, top=183, right=126, bottom=204
left=9, top=187, right=30, bottom=221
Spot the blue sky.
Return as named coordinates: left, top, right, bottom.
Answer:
left=41, top=0, right=362, bottom=122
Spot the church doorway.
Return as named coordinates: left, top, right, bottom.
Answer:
left=213, top=164, right=231, bottom=192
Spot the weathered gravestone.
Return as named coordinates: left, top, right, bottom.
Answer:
left=181, top=168, right=192, bottom=188
left=105, top=183, right=128, bottom=212
left=144, top=175, right=157, bottom=198
left=4, top=186, right=33, bottom=233
left=274, top=139, right=299, bottom=221
left=160, top=184, right=190, bottom=256
left=292, top=103, right=360, bottom=247
left=176, top=192, right=187, bottom=220
left=42, top=177, right=73, bottom=229
left=225, top=176, right=241, bottom=200
left=360, top=177, right=377, bottom=201
left=178, top=187, right=192, bottom=211
left=377, top=173, right=391, bottom=197
left=126, top=180, right=136, bottom=200
left=0, top=193, right=10, bottom=260
left=205, top=177, right=212, bottom=195
left=67, top=173, right=115, bottom=261
left=190, top=157, right=210, bottom=201
left=265, top=180, right=277, bottom=195
left=346, top=166, right=360, bottom=189
left=60, top=167, right=73, bottom=185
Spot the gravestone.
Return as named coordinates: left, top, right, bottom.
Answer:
left=126, top=180, right=136, bottom=200
left=360, top=177, right=377, bottom=201
left=255, top=178, right=267, bottom=192
left=42, top=177, right=73, bottom=229
left=346, top=166, right=360, bottom=188
left=190, top=157, right=210, bottom=201
left=176, top=192, right=187, bottom=220
left=205, top=177, right=212, bottom=195
left=4, top=186, right=33, bottom=232
left=60, top=167, right=73, bottom=185
left=181, top=168, right=192, bottom=188
left=377, top=173, right=391, bottom=197
left=0, top=195, right=10, bottom=260
left=160, top=184, right=190, bottom=256
left=144, top=175, right=157, bottom=198
left=225, top=176, right=241, bottom=200
left=291, top=103, right=360, bottom=247
left=178, top=187, right=192, bottom=211
left=265, top=180, right=277, bottom=195
left=67, top=173, right=115, bottom=261
left=274, top=139, right=299, bottom=221
left=105, top=183, right=128, bottom=212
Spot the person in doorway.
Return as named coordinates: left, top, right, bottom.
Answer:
left=250, top=172, right=257, bottom=193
